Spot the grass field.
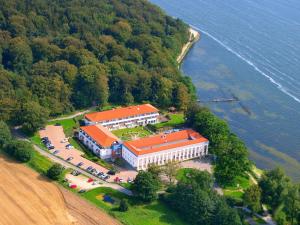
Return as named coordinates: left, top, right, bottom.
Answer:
left=81, top=187, right=187, bottom=225
left=154, top=113, right=185, bottom=130
left=112, top=126, right=152, bottom=141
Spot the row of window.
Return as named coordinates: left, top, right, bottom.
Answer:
left=99, top=113, right=158, bottom=124
left=137, top=145, right=208, bottom=169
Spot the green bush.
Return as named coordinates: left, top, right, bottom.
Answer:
left=47, top=163, right=64, bottom=180
left=4, top=140, right=33, bottom=162
left=119, top=199, right=129, bottom=212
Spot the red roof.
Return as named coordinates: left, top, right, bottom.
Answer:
left=80, top=125, right=119, bottom=147
left=85, top=104, right=159, bottom=122
left=123, top=129, right=208, bottom=156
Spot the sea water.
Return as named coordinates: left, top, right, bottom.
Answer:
left=150, top=0, right=300, bottom=180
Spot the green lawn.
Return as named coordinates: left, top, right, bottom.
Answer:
left=27, top=150, right=53, bottom=175
left=112, top=126, right=152, bottom=141
left=154, top=113, right=185, bottom=130
left=176, top=168, right=196, bottom=182
left=222, top=175, right=252, bottom=200
left=81, top=187, right=187, bottom=225
left=30, top=132, right=47, bottom=150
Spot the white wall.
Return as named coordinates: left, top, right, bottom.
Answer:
left=122, top=142, right=209, bottom=170
left=87, top=112, right=159, bottom=130
left=78, top=130, right=112, bottom=159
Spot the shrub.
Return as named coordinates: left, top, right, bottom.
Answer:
left=119, top=199, right=129, bottom=212
left=47, top=163, right=64, bottom=180
left=4, top=140, right=33, bottom=162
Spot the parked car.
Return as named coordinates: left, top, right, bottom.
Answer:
left=78, top=189, right=86, bottom=193
left=71, top=170, right=81, bottom=176
left=52, top=150, right=59, bottom=155
left=48, top=145, right=55, bottom=150
left=100, top=174, right=106, bottom=179
left=107, top=170, right=116, bottom=175
left=86, top=166, right=93, bottom=171
left=66, top=157, right=73, bottom=161
left=77, top=162, right=84, bottom=167
left=103, top=175, right=110, bottom=180
left=65, top=144, right=74, bottom=149
left=97, top=172, right=104, bottom=177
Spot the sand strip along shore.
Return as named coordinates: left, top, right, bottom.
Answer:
left=177, top=27, right=200, bottom=64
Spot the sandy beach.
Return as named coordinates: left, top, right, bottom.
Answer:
left=177, top=27, right=200, bottom=64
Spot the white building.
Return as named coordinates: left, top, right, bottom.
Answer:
left=122, top=129, right=209, bottom=170
left=84, top=104, right=159, bottom=130
left=78, top=125, right=121, bottom=159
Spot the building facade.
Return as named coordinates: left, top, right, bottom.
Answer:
left=122, top=129, right=209, bottom=170
left=84, top=104, right=159, bottom=130
left=78, top=125, right=121, bottom=159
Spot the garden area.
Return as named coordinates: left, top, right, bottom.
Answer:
left=153, top=113, right=185, bottom=131
left=112, top=126, right=152, bottom=141
left=81, top=187, right=187, bottom=225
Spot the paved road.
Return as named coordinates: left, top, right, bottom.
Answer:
left=13, top=128, right=132, bottom=196
left=48, top=108, right=93, bottom=122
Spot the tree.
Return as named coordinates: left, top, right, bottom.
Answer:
left=5, top=140, right=33, bottom=162
left=284, top=184, right=300, bottom=225
left=258, top=168, right=290, bottom=209
left=213, top=200, right=242, bottom=225
left=4, top=37, right=33, bottom=74
left=181, top=169, right=214, bottom=190
left=163, top=160, right=180, bottom=184
left=168, top=182, right=215, bottom=225
left=243, top=184, right=262, bottom=213
left=47, top=163, right=64, bottom=180
left=132, top=171, right=160, bottom=203
left=0, top=120, right=12, bottom=148
left=147, top=163, right=162, bottom=179
left=214, top=134, right=250, bottom=185
left=18, top=101, right=49, bottom=134
left=173, top=83, right=190, bottom=111
left=119, top=199, right=129, bottom=212
left=275, top=211, right=288, bottom=225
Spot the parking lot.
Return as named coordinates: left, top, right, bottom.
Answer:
left=39, top=125, right=137, bottom=183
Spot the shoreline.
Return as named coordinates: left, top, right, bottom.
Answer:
left=177, top=27, right=200, bottom=64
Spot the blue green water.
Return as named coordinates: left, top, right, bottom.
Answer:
left=151, top=0, right=300, bottom=179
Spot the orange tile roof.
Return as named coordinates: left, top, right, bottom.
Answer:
left=85, top=104, right=159, bottom=122
left=123, top=129, right=208, bottom=156
left=80, top=125, right=119, bottom=147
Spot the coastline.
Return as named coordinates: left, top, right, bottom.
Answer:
left=177, top=27, right=200, bottom=64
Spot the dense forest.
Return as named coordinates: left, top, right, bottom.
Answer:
left=0, top=0, right=193, bottom=133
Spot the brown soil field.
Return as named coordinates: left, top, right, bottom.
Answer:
left=0, top=155, right=121, bottom=225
